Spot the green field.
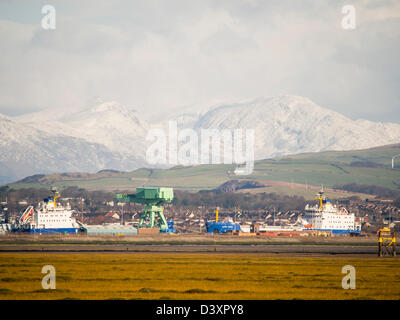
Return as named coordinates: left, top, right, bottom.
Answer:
left=6, top=144, right=400, bottom=195
left=0, top=253, right=399, bottom=300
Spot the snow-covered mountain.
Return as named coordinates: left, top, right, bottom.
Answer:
left=193, top=95, right=400, bottom=159
left=16, top=100, right=149, bottom=156
left=0, top=113, right=136, bottom=184
left=2, top=94, right=400, bottom=184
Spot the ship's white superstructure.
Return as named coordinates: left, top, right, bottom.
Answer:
left=18, top=189, right=79, bottom=233
left=301, top=189, right=361, bottom=234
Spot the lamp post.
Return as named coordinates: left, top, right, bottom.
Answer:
left=392, top=154, right=400, bottom=169
left=121, top=203, right=125, bottom=225
left=273, top=208, right=276, bottom=226
left=235, top=212, right=241, bottom=224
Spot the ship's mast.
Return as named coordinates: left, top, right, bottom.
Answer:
left=315, top=187, right=326, bottom=212
left=50, top=186, right=61, bottom=208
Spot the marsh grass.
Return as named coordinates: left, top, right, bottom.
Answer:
left=0, top=253, right=399, bottom=300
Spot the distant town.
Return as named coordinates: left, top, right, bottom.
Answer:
left=1, top=185, right=399, bottom=235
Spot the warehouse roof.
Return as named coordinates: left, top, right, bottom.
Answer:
left=80, top=224, right=137, bottom=235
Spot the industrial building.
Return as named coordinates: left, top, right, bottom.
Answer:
left=79, top=224, right=138, bottom=235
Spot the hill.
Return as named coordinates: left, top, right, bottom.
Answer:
left=6, top=143, right=400, bottom=199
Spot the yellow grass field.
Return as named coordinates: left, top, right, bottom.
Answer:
left=0, top=253, right=399, bottom=300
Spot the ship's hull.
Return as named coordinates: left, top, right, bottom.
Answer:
left=304, top=228, right=361, bottom=234
left=17, top=228, right=78, bottom=234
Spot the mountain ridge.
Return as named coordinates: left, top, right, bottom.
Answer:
left=193, top=95, right=400, bottom=158
left=2, top=94, right=400, bottom=184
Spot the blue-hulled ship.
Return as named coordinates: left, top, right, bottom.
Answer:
left=16, top=188, right=79, bottom=234
left=301, top=189, right=361, bottom=234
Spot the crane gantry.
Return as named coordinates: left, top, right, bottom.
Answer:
left=115, top=187, right=174, bottom=232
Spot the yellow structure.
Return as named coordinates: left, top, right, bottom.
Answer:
left=52, top=195, right=61, bottom=208
left=315, top=189, right=327, bottom=211
left=378, top=228, right=396, bottom=257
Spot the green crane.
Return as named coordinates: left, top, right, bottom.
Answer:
left=115, top=187, right=174, bottom=231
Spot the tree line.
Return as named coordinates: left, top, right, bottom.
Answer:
left=173, top=190, right=306, bottom=211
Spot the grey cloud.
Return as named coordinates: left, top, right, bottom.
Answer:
left=0, top=0, right=399, bottom=122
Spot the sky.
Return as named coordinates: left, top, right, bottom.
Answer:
left=0, top=0, right=399, bottom=122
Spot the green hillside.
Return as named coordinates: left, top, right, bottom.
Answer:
left=5, top=144, right=400, bottom=194
left=280, top=143, right=400, bottom=165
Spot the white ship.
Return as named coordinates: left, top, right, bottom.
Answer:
left=17, top=189, right=79, bottom=234
left=301, top=189, right=361, bottom=234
